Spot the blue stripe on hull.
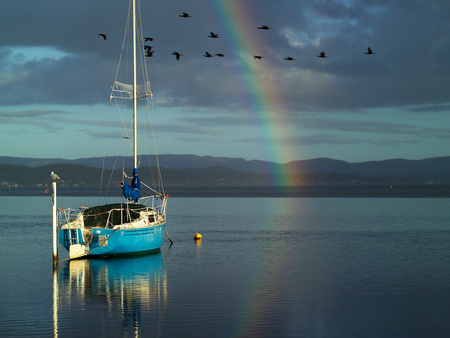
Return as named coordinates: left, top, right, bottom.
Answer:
left=58, top=223, right=166, bottom=257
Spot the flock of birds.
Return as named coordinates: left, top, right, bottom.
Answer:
left=98, top=12, right=375, bottom=62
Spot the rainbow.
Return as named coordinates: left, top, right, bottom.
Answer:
left=233, top=199, right=302, bottom=336
left=205, top=0, right=298, bottom=186
left=202, top=2, right=305, bottom=334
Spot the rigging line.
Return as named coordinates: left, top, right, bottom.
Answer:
left=141, top=95, right=164, bottom=194
left=138, top=97, right=153, bottom=173
left=138, top=195, right=160, bottom=203
left=111, top=97, right=133, bottom=188
left=101, top=93, right=119, bottom=199
left=137, top=98, right=145, bottom=168
left=99, top=103, right=112, bottom=202
left=137, top=0, right=151, bottom=90
left=113, top=96, right=133, bottom=149
left=114, top=1, right=132, bottom=86
left=136, top=1, right=151, bottom=169
left=113, top=98, right=133, bottom=163
left=148, top=98, right=165, bottom=194
left=139, top=98, right=161, bottom=194
left=122, top=171, right=133, bottom=179
left=102, top=130, right=125, bottom=196
left=107, top=149, right=121, bottom=194
left=141, top=180, right=162, bottom=195
left=140, top=98, right=151, bottom=157
left=138, top=87, right=149, bottom=168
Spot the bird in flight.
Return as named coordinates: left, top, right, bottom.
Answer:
left=51, top=172, right=60, bottom=180
left=144, top=45, right=153, bottom=55
left=317, top=51, right=327, bottom=58
left=258, top=25, right=270, bottom=30
left=215, top=53, right=225, bottom=57
left=365, top=47, right=374, bottom=55
left=284, top=56, right=295, bottom=61
left=179, top=12, right=191, bottom=18
left=204, top=52, right=214, bottom=57
left=98, top=33, right=107, bottom=40
left=253, top=55, right=263, bottom=59
left=172, top=51, right=183, bottom=61
left=208, top=32, right=219, bottom=38
left=145, top=50, right=154, bottom=57
left=144, top=37, right=153, bottom=42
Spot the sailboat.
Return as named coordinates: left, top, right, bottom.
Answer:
left=56, top=0, right=168, bottom=259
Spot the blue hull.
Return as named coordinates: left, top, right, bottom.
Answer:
left=59, top=224, right=165, bottom=257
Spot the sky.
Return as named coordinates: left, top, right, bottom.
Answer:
left=0, top=0, right=449, bottom=164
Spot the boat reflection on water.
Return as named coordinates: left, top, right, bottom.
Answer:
left=53, top=252, right=168, bottom=336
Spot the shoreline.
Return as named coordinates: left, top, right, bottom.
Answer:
left=2, top=184, right=450, bottom=198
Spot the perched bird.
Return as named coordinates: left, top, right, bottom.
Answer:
left=98, top=33, right=107, bottom=40
left=215, top=53, right=225, bottom=57
left=144, top=37, right=153, bottom=42
left=179, top=12, right=191, bottom=18
left=365, top=47, right=374, bottom=55
left=258, top=25, right=270, bottom=30
left=51, top=172, right=60, bottom=180
left=284, top=56, right=295, bottom=61
left=317, top=51, right=327, bottom=58
left=204, top=51, right=213, bottom=57
left=172, top=51, right=183, bottom=60
left=145, top=50, right=154, bottom=57
left=208, top=32, right=219, bottom=38
left=253, top=55, right=263, bottom=59
left=144, top=45, right=153, bottom=52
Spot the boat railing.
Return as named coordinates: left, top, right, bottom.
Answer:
left=57, top=207, right=85, bottom=245
left=141, top=195, right=168, bottom=218
left=58, top=200, right=166, bottom=230
left=57, top=207, right=86, bottom=227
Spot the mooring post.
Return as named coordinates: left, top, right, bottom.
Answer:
left=52, top=176, right=58, bottom=263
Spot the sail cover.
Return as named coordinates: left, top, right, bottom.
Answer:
left=82, top=203, right=146, bottom=228
left=121, top=168, right=141, bottom=203
left=110, top=81, right=152, bottom=100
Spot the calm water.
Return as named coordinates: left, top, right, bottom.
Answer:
left=0, top=196, right=449, bottom=337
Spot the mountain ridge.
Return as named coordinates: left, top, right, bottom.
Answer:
left=1, top=154, right=449, bottom=175
left=0, top=155, right=449, bottom=189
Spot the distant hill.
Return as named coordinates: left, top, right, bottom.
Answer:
left=285, top=156, right=450, bottom=176
left=0, top=154, right=272, bottom=172
left=0, top=163, right=272, bottom=189
left=0, top=155, right=449, bottom=189
left=1, top=154, right=449, bottom=173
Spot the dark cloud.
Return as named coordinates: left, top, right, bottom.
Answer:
left=1, top=0, right=448, bottom=112
left=296, top=116, right=450, bottom=138
left=407, top=104, right=450, bottom=113
left=0, top=0, right=448, bottom=161
left=0, top=109, right=66, bottom=118
left=0, top=49, right=114, bottom=105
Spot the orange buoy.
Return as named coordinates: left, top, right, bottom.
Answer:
left=194, top=233, right=202, bottom=240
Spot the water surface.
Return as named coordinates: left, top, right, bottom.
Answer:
left=0, top=196, right=449, bottom=337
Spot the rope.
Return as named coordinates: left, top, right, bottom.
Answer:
left=141, top=180, right=163, bottom=195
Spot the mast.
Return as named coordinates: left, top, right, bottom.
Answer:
left=132, top=0, right=138, bottom=169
